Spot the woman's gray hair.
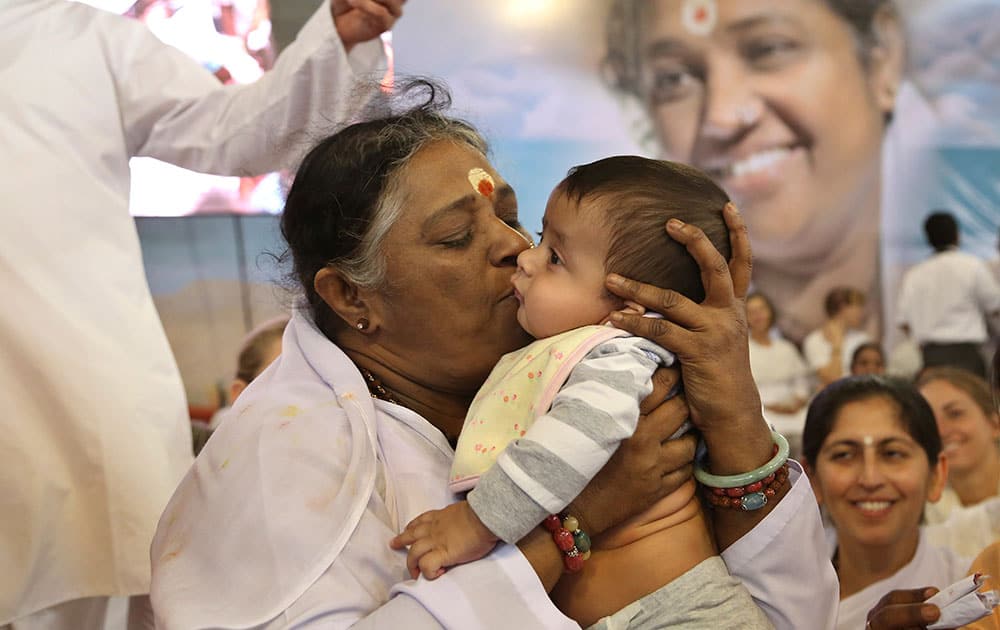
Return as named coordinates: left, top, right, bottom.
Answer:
left=335, top=114, right=488, bottom=291
left=280, top=79, right=489, bottom=339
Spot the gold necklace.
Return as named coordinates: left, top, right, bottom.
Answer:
left=360, top=367, right=399, bottom=405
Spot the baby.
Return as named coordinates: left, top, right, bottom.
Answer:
left=393, top=156, right=752, bottom=627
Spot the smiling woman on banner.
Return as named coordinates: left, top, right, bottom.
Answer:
left=604, top=0, right=905, bottom=341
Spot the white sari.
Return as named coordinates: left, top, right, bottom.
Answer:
left=150, top=309, right=839, bottom=629
left=836, top=533, right=970, bottom=630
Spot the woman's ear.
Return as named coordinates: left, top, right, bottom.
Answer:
left=926, top=454, right=949, bottom=503
left=990, top=412, right=1000, bottom=440
left=867, top=5, right=907, bottom=115
left=314, top=267, right=380, bottom=333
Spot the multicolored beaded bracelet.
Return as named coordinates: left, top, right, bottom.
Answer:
left=704, top=462, right=790, bottom=511
left=543, top=513, right=591, bottom=573
left=694, top=430, right=790, bottom=511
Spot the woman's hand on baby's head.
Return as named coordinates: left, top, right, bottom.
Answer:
left=389, top=501, right=499, bottom=580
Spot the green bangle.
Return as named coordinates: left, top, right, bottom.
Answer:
left=694, top=430, right=790, bottom=489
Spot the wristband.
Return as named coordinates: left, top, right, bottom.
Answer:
left=543, top=513, right=591, bottom=573
left=704, top=462, right=790, bottom=511
left=694, top=430, right=789, bottom=488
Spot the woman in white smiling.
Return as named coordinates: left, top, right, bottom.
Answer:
left=801, top=376, right=969, bottom=630
left=604, top=0, right=905, bottom=341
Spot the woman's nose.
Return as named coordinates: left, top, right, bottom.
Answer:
left=700, top=58, right=763, bottom=141
left=857, top=455, right=885, bottom=489
left=490, top=216, right=531, bottom=267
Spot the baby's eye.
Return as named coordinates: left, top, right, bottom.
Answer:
left=549, top=250, right=562, bottom=265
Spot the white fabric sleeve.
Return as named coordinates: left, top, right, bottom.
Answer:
left=284, top=545, right=578, bottom=629
left=109, top=2, right=383, bottom=175
left=468, top=338, right=668, bottom=544
left=802, top=333, right=828, bottom=372
left=720, top=461, right=839, bottom=630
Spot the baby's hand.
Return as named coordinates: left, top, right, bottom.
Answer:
left=389, top=500, right=499, bottom=580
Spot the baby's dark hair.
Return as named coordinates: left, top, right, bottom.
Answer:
left=558, top=156, right=731, bottom=303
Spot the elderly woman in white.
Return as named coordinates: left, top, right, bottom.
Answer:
left=149, top=83, right=837, bottom=629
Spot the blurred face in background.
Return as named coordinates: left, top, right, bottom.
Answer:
left=850, top=346, right=885, bottom=377
left=746, top=294, right=775, bottom=337
left=919, top=378, right=1000, bottom=478
left=631, top=0, right=900, bottom=266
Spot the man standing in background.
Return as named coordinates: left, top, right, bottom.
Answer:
left=897, top=211, right=1000, bottom=377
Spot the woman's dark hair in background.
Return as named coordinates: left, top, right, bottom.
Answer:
left=559, top=156, right=731, bottom=303
left=823, top=286, right=866, bottom=318
left=802, top=376, right=942, bottom=467
left=279, top=79, right=487, bottom=340
left=235, top=316, right=289, bottom=384
left=850, top=342, right=885, bottom=371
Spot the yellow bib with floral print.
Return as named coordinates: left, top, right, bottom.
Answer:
left=449, top=325, right=628, bottom=492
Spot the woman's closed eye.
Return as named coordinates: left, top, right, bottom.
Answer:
left=440, top=230, right=473, bottom=249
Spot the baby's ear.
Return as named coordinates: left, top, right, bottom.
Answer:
left=620, top=300, right=646, bottom=316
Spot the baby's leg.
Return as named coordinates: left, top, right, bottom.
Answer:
left=550, top=480, right=716, bottom=628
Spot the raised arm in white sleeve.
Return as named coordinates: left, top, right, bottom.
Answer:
left=720, top=462, right=840, bottom=630
left=110, top=1, right=383, bottom=175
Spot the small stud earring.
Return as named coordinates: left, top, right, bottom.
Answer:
left=356, top=318, right=369, bottom=331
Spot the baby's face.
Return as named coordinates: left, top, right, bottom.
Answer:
left=511, top=192, right=618, bottom=339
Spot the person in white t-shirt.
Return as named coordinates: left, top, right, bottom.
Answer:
left=803, top=287, right=872, bottom=389
left=896, top=211, right=1000, bottom=378
left=747, top=292, right=811, bottom=457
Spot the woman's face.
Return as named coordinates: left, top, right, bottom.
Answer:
left=810, top=396, right=946, bottom=550
left=746, top=295, right=773, bottom=335
left=634, top=0, right=897, bottom=263
left=850, top=347, right=884, bottom=376
left=367, top=141, right=534, bottom=394
left=919, top=379, right=1000, bottom=477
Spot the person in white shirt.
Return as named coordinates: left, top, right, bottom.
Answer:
left=747, top=292, right=811, bottom=457
left=803, top=287, right=873, bottom=388
left=0, top=1, right=401, bottom=628
left=802, top=376, right=971, bottom=630
left=915, top=368, right=1000, bottom=558
left=897, top=211, right=1000, bottom=377
left=150, top=85, right=839, bottom=629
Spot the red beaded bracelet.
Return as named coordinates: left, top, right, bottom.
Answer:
left=704, top=462, right=790, bottom=510
left=543, top=513, right=591, bottom=573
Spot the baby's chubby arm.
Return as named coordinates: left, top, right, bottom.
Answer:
left=389, top=501, right=499, bottom=580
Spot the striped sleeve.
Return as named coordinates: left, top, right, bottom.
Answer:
left=467, top=337, right=673, bottom=544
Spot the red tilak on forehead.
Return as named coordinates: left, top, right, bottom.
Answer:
left=468, top=168, right=495, bottom=198
left=682, top=0, right=717, bottom=36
